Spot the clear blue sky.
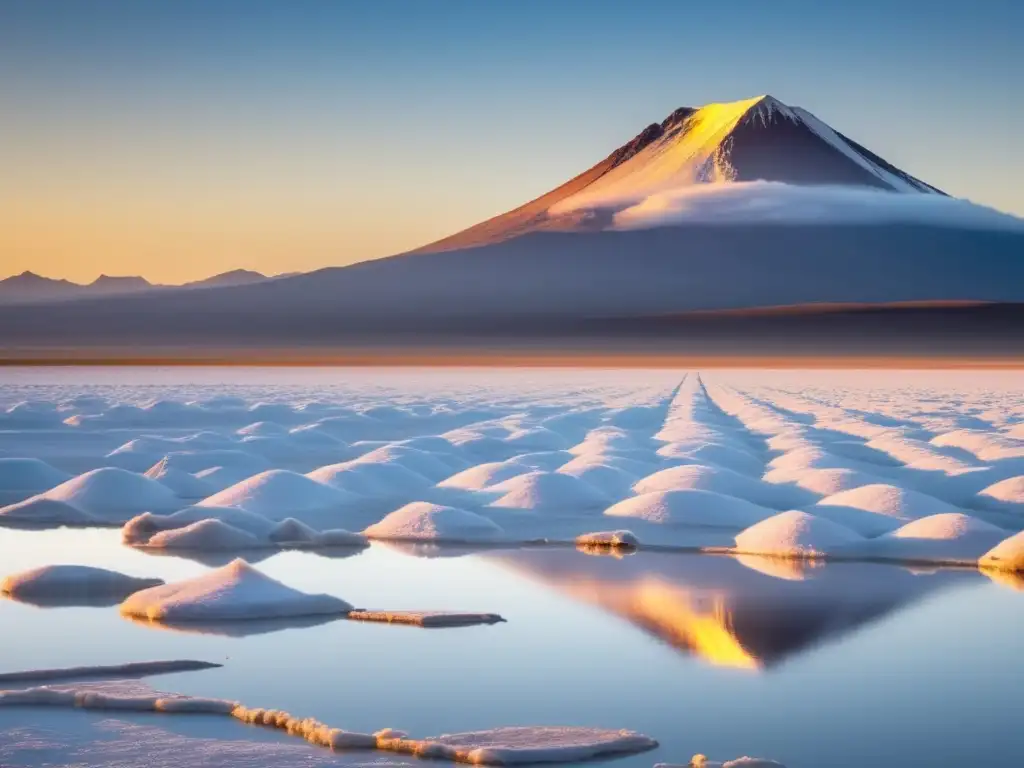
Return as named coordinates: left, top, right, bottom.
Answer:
left=2, top=0, right=1022, bottom=282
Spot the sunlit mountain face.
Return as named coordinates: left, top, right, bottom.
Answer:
left=417, top=95, right=945, bottom=253
left=486, top=548, right=977, bottom=671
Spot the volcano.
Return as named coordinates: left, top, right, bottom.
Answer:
left=419, top=94, right=947, bottom=252
left=2, top=95, right=1023, bottom=357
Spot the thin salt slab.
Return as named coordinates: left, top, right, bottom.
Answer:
left=0, top=660, right=221, bottom=685
left=376, top=726, right=658, bottom=764
left=346, top=610, right=506, bottom=627
left=119, top=559, right=352, bottom=622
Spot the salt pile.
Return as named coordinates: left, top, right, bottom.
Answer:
left=364, top=502, right=505, bottom=543
left=120, top=559, right=353, bottom=622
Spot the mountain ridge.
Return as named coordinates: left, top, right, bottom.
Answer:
left=0, top=269, right=273, bottom=305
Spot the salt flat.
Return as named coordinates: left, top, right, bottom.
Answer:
left=1, top=366, right=1024, bottom=768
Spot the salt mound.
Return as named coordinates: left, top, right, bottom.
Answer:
left=2, top=565, right=162, bottom=600
left=0, top=458, right=71, bottom=498
left=888, top=513, right=1004, bottom=540
left=762, top=466, right=879, bottom=496
left=768, top=447, right=862, bottom=472
left=605, top=489, right=774, bottom=527
left=931, top=429, right=1024, bottom=460
left=816, top=484, right=952, bottom=521
left=237, top=421, right=288, bottom=437
left=733, top=510, right=863, bottom=558
left=144, top=459, right=215, bottom=499
left=0, top=497, right=99, bottom=525
left=314, top=528, right=369, bottom=547
left=604, top=405, right=661, bottom=429
left=838, top=512, right=1010, bottom=564
left=346, top=610, right=505, bottom=627
left=120, top=558, right=352, bottom=621
left=979, top=529, right=1024, bottom=571
left=105, top=437, right=180, bottom=471
left=634, top=464, right=813, bottom=509
left=978, top=476, right=1024, bottom=508
left=143, top=519, right=263, bottom=550
left=269, top=517, right=319, bottom=544
left=307, top=461, right=433, bottom=499
left=122, top=505, right=277, bottom=544
left=655, top=442, right=763, bottom=476
left=575, top=530, right=639, bottom=548
left=506, top=451, right=575, bottom=471
left=364, top=502, right=505, bottom=543
left=161, top=449, right=270, bottom=475
left=351, top=444, right=459, bottom=481
left=31, top=467, right=180, bottom=522
left=193, top=465, right=264, bottom=493
left=503, top=427, right=570, bottom=451
left=199, top=470, right=357, bottom=522
left=488, top=471, right=609, bottom=512
left=557, top=458, right=640, bottom=498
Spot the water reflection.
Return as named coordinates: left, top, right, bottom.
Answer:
left=486, top=548, right=982, bottom=671
left=121, top=612, right=342, bottom=638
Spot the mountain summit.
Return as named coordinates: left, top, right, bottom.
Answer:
left=420, top=95, right=944, bottom=251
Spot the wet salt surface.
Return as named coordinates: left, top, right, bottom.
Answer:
left=1, top=532, right=1023, bottom=768
left=1, top=367, right=1024, bottom=767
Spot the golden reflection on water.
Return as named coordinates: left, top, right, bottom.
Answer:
left=981, top=566, right=1024, bottom=592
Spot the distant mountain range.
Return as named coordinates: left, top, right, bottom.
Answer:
left=0, top=268, right=273, bottom=305
left=2, top=94, right=1022, bottom=358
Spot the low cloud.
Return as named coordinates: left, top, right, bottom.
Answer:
left=551, top=181, right=1023, bottom=232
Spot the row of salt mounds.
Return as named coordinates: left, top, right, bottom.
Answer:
left=487, top=471, right=610, bottom=513
left=198, top=470, right=359, bottom=526
left=3, top=468, right=180, bottom=525
left=2, top=565, right=163, bottom=601
left=634, top=464, right=815, bottom=509
left=0, top=400, right=67, bottom=428
left=123, top=506, right=367, bottom=551
left=839, top=513, right=1008, bottom=565
left=120, top=559, right=353, bottom=622
left=605, top=489, right=774, bottom=528
left=930, top=428, right=1024, bottom=461
left=732, top=510, right=863, bottom=559
left=976, top=476, right=1024, bottom=513
left=0, top=686, right=658, bottom=766
left=0, top=458, right=71, bottom=504
left=364, top=502, right=505, bottom=543
left=810, top=483, right=955, bottom=536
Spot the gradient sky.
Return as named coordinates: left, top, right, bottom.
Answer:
left=2, top=0, right=1022, bottom=284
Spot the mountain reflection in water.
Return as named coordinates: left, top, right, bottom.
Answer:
left=485, top=548, right=981, bottom=670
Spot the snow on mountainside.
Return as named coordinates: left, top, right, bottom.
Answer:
left=420, top=95, right=944, bottom=252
